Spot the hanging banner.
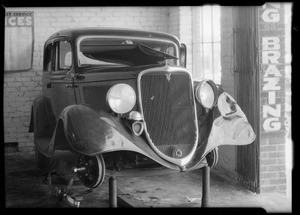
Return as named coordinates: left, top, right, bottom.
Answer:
left=5, top=11, right=34, bottom=71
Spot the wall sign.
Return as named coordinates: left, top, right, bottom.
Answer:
left=5, top=11, right=34, bottom=71
left=261, top=3, right=283, bottom=132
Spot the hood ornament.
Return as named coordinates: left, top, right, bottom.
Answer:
left=166, top=73, right=171, bottom=82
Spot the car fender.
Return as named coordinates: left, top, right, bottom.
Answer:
left=56, top=104, right=143, bottom=155
left=185, top=91, right=255, bottom=171
left=203, top=92, right=256, bottom=156
left=50, top=104, right=181, bottom=171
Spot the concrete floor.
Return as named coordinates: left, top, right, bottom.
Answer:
left=4, top=152, right=292, bottom=212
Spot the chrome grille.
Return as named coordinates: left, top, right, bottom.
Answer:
left=139, top=70, right=198, bottom=159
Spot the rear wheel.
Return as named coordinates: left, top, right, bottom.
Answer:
left=74, top=154, right=106, bottom=188
left=35, top=146, right=51, bottom=172
left=32, top=100, right=54, bottom=172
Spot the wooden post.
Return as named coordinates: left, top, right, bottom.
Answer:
left=201, top=166, right=210, bottom=207
left=109, top=176, right=117, bottom=208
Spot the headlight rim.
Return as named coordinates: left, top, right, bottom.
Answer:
left=195, top=79, right=218, bottom=109
left=106, top=83, right=136, bottom=114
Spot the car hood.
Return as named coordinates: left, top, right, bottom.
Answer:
left=81, top=43, right=178, bottom=66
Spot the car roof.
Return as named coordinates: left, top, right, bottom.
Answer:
left=46, top=27, right=180, bottom=45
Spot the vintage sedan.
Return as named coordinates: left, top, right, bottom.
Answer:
left=29, top=27, right=255, bottom=189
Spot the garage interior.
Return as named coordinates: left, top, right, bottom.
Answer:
left=4, top=4, right=292, bottom=211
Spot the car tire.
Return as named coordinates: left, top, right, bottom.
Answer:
left=35, top=147, right=51, bottom=172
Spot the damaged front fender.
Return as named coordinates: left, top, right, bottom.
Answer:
left=203, top=92, right=256, bottom=156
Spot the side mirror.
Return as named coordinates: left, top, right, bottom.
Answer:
left=180, top=44, right=187, bottom=68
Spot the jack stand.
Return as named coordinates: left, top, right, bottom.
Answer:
left=108, top=175, right=138, bottom=208
left=109, top=176, right=117, bottom=208
left=107, top=167, right=211, bottom=208
left=201, top=165, right=210, bottom=208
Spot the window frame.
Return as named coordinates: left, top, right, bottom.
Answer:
left=76, top=35, right=180, bottom=67
left=192, top=5, right=221, bottom=84
left=43, top=43, right=54, bottom=72
left=43, top=38, right=72, bottom=73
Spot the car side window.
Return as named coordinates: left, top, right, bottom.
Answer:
left=49, top=40, right=72, bottom=71
left=59, top=41, right=72, bottom=69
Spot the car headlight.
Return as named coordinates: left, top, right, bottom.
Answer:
left=107, top=84, right=136, bottom=114
left=195, top=80, right=218, bottom=109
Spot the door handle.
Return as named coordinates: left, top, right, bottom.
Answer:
left=65, top=83, right=78, bottom=88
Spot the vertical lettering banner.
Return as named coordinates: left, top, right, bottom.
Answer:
left=5, top=11, right=34, bottom=71
left=259, top=3, right=286, bottom=132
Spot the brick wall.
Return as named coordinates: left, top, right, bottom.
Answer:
left=168, top=6, right=193, bottom=73
left=4, top=6, right=171, bottom=153
left=258, top=3, right=290, bottom=194
left=178, top=7, right=193, bottom=73
left=168, top=7, right=180, bottom=41
left=284, top=3, right=292, bottom=199
left=220, top=6, right=235, bottom=97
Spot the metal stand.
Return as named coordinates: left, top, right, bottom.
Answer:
left=108, top=166, right=211, bottom=208
left=109, top=176, right=117, bottom=208
left=201, top=165, right=210, bottom=207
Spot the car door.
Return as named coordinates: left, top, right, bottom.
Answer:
left=44, top=39, right=76, bottom=119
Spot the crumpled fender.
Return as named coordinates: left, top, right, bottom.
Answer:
left=53, top=104, right=181, bottom=171
left=203, top=92, right=256, bottom=156
left=185, top=92, right=256, bottom=171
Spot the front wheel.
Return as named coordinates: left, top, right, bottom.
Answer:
left=74, top=154, right=106, bottom=189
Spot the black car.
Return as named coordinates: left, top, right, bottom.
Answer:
left=29, top=27, right=255, bottom=189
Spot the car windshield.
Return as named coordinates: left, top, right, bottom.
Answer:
left=77, top=37, right=178, bottom=67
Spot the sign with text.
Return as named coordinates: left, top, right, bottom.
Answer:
left=5, top=11, right=34, bottom=71
left=260, top=3, right=284, bottom=132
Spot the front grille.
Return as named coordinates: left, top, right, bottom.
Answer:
left=139, top=70, right=198, bottom=159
